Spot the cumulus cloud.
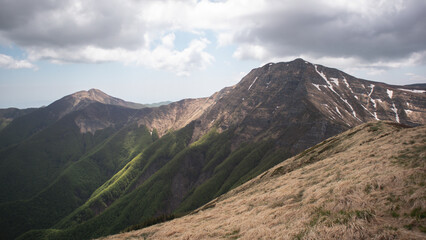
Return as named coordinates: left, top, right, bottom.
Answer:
left=0, top=0, right=425, bottom=75
left=0, top=0, right=214, bottom=75
left=0, top=54, right=36, bottom=70
left=226, top=0, right=426, bottom=69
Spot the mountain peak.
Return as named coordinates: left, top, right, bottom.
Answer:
left=88, top=88, right=105, bottom=94
left=47, top=89, right=145, bottom=119
left=292, top=57, right=308, bottom=63
left=261, top=58, right=310, bottom=69
left=71, top=88, right=109, bottom=101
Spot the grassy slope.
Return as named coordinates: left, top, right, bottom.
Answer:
left=0, top=108, right=37, bottom=132
left=0, top=106, right=61, bottom=150
left=101, top=121, right=425, bottom=240
left=0, top=114, right=108, bottom=203
left=19, top=123, right=297, bottom=240
left=0, top=123, right=154, bottom=240
left=0, top=103, right=139, bottom=204
left=0, top=118, right=12, bottom=131
left=17, top=122, right=196, bottom=239
left=52, top=123, right=195, bottom=231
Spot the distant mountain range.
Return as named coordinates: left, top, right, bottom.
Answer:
left=0, top=59, right=424, bottom=240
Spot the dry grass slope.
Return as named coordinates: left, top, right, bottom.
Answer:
left=100, top=121, right=426, bottom=240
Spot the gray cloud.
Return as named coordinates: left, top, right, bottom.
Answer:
left=0, top=0, right=146, bottom=49
left=0, top=0, right=425, bottom=74
left=232, top=0, right=426, bottom=63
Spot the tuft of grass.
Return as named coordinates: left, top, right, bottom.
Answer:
left=309, top=207, right=331, bottom=226
left=390, top=211, right=400, bottom=218
left=364, top=183, right=372, bottom=194
left=410, top=207, right=426, bottom=219
left=225, top=229, right=240, bottom=239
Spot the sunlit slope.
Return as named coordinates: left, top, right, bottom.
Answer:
left=102, top=121, right=425, bottom=240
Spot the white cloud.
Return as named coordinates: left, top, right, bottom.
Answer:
left=233, top=44, right=269, bottom=60
left=161, top=33, right=175, bottom=49
left=405, top=72, right=426, bottom=82
left=0, top=54, right=36, bottom=70
left=26, top=36, right=213, bottom=76
left=0, top=0, right=425, bottom=76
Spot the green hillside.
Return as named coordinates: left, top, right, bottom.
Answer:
left=0, top=122, right=154, bottom=239
left=17, top=122, right=302, bottom=239
left=0, top=102, right=153, bottom=239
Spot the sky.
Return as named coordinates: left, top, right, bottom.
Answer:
left=0, top=0, right=426, bottom=108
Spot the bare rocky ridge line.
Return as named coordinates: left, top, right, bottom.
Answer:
left=64, top=59, right=425, bottom=139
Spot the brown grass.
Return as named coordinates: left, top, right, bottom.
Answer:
left=99, top=121, right=426, bottom=240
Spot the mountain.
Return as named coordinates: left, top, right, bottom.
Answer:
left=54, top=88, right=146, bottom=118
left=0, top=89, right=144, bottom=150
left=0, top=91, right=156, bottom=239
left=0, top=107, right=37, bottom=131
left=100, top=121, right=426, bottom=240
left=1, top=59, right=425, bottom=240
left=191, top=59, right=425, bottom=144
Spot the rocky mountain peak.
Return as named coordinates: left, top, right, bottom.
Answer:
left=190, top=58, right=425, bottom=149
left=70, top=88, right=111, bottom=103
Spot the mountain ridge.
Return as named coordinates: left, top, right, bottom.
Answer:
left=1, top=58, right=425, bottom=240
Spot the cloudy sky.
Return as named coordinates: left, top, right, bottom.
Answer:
left=1, top=0, right=425, bottom=108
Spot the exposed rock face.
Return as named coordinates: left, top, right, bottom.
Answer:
left=54, top=88, right=145, bottom=119
left=136, top=97, right=215, bottom=137
left=73, top=103, right=140, bottom=134
left=305, top=62, right=426, bottom=126
left=189, top=58, right=425, bottom=151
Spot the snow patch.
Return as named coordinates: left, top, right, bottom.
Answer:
left=404, top=109, right=413, bottom=115
left=314, top=65, right=328, bottom=83
left=248, top=77, right=258, bottom=90
left=314, top=65, right=360, bottom=121
left=312, top=83, right=322, bottom=91
left=368, top=84, right=375, bottom=97
left=387, top=89, right=393, bottom=99
left=330, top=77, right=339, bottom=86
left=391, top=103, right=400, bottom=123
left=342, top=77, right=354, bottom=93
left=322, top=104, right=335, bottom=117
left=374, top=112, right=379, bottom=120
left=361, top=104, right=375, bottom=118
left=335, top=107, right=343, bottom=118
left=354, top=96, right=359, bottom=100
left=368, top=84, right=376, bottom=108
left=370, top=99, right=377, bottom=109
left=398, top=88, right=426, bottom=94
left=343, top=98, right=360, bottom=120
